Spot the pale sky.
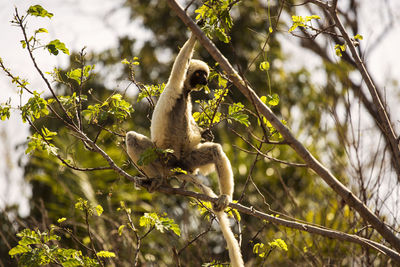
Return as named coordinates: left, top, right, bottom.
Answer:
left=1, top=0, right=400, bottom=216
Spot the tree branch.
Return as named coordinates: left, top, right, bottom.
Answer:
left=153, top=184, right=400, bottom=263
left=166, top=0, right=400, bottom=253
left=324, top=2, right=400, bottom=180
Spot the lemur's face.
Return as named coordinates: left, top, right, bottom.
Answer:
left=189, top=70, right=208, bottom=90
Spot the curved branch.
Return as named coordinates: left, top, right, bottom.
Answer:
left=166, top=0, right=400, bottom=253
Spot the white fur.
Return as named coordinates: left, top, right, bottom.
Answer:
left=151, top=35, right=197, bottom=147
left=217, top=211, right=244, bottom=267
left=188, top=174, right=244, bottom=267
left=140, top=34, right=243, bottom=266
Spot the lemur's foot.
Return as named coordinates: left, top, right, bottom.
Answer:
left=201, top=129, right=214, bottom=142
left=213, top=194, right=230, bottom=212
left=142, top=178, right=164, bottom=193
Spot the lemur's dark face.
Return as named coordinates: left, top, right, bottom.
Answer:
left=189, top=70, right=208, bottom=89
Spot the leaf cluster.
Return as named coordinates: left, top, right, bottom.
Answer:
left=9, top=228, right=99, bottom=267
left=195, top=0, right=238, bottom=43
left=139, top=212, right=181, bottom=236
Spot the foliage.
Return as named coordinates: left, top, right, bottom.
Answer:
left=289, top=15, right=321, bottom=32
left=46, top=39, right=70, bottom=56
left=25, top=127, right=58, bottom=155
left=253, top=238, right=288, bottom=259
left=27, top=5, right=53, bottom=18
left=195, top=0, right=238, bottom=43
left=21, top=91, right=49, bottom=123
left=137, top=147, right=174, bottom=166
left=9, top=228, right=99, bottom=267
left=139, top=212, right=181, bottom=236
left=0, top=101, right=11, bottom=120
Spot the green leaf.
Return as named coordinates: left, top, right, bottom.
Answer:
left=228, top=103, right=250, bottom=127
left=20, top=40, right=27, bottom=49
left=269, top=238, right=288, bottom=251
left=35, top=28, right=48, bottom=34
left=111, top=94, right=122, bottom=101
left=289, top=14, right=319, bottom=32
left=9, top=244, right=32, bottom=256
left=171, top=167, right=187, bottom=175
left=21, top=91, right=49, bottom=122
left=260, top=96, right=267, bottom=104
left=0, top=103, right=11, bottom=121
left=46, top=39, right=69, bottom=55
left=66, top=68, right=83, bottom=85
left=97, top=251, right=116, bottom=258
left=192, top=200, right=213, bottom=221
left=41, top=126, right=57, bottom=141
left=354, top=34, right=363, bottom=40
left=139, top=213, right=181, bottom=236
left=215, top=28, right=230, bottom=43
left=62, top=259, right=82, bottom=267
left=138, top=83, right=164, bottom=102
left=306, top=15, right=320, bottom=21
left=96, top=205, right=104, bottom=216
left=27, top=5, right=53, bottom=18
left=267, top=93, right=279, bottom=106
left=57, top=217, right=66, bottom=223
left=259, top=61, right=270, bottom=71
left=74, top=198, right=88, bottom=211
left=118, top=225, right=125, bottom=236
left=334, top=44, right=346, bottom=57
left=217, top=75, right=228, bottom=88
left=137, top=147, right=173, bottom=166
left=253, top=242, right=265, bottom=255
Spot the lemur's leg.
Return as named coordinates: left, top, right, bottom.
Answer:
left=183, top=142, right=234, bottom=211
left=126, top=131, right=163, bottom=180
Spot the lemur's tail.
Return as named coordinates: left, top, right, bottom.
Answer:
left=215, top=210, right=244, bottom=267
left=191, top=176, right=244, bottom=267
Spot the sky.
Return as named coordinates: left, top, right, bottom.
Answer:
left=1, top=0, right=400, bottom=216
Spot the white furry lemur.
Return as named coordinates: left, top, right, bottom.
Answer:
left=126, top=34, right=244, bottom=267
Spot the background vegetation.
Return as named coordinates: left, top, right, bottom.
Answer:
left=1, top=0, right=400, bottom=266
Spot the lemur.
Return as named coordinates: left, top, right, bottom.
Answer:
left=126, top=33, right=244, bottom=267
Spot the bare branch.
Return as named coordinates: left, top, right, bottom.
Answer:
left=310, top=0, right=400, bottom=181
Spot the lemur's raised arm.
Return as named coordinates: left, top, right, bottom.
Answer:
left=126, top=33, right=244, bottom=267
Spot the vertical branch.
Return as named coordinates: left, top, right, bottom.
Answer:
left=84, top=209, right=104, bottom=267
left=309, top=0, right=400, bottom=179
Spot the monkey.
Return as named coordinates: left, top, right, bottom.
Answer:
left=126, top=34, right=244, bottom=267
